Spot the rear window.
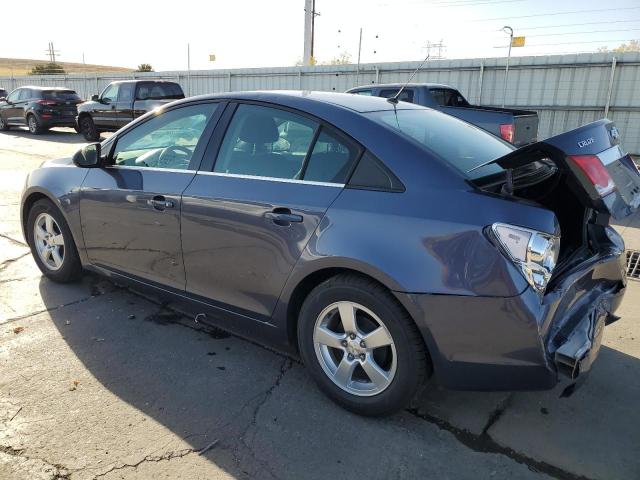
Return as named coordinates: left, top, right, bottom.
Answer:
left=366, top=109, right=513, bottom=178
left=136, top=82, right=184, bottom=100
left=42, top=90, right=81, bottom=101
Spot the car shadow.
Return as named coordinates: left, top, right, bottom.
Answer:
left=38, top=276, right=640, bottom=479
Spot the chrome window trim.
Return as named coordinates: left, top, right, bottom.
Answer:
left=195, top=171, right=344, bottom=188
left=105, top=165, right=194, bottom=174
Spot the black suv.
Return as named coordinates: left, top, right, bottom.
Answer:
left=0, top=86, right=82, bottom=134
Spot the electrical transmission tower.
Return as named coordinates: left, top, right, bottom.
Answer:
left=45, top=42, right=61, bottom=63
left=425, top=40, right=446, bottom=59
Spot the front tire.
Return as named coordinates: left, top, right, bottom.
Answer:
left=298, top=273, right=430, bottom=416
left=26, top=199, right=82, bottom=283
left=0, top=114, right=9, bottom=131
left=79, top=115, right=99, bottom=141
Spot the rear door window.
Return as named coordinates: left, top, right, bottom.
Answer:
left=352, top=89, right=373, bottom=96
left=379, top=88, right=414, bottom=103
left=214, top=104, right=318, bottom=180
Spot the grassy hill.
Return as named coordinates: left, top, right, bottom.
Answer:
left=0, top=58, right=134, bottom=76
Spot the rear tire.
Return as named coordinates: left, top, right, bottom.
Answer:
left=27, top=114, right=43, bottom=135
left=79, top=115, right=99, bottom=141
left=298, top=273, right=430, bottom=416
left=26, top=199, right=82, bottom=283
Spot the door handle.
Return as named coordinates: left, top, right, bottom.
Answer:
left=265, top=208, right=303, bottom=226
left=147, top=196, right=174, bottom=211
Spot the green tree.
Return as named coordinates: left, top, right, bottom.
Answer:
left=136, top=63, right=154, bottom=72
left=29, top=62, right=66, bottom=75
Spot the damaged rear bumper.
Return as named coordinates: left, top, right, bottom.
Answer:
left=396, top=240, right=627, bottom=391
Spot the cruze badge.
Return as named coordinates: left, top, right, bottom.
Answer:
left=577, top=137, right=595, bottom=148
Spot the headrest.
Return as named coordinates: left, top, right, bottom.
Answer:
left=238, top=114, right=279, bottom=144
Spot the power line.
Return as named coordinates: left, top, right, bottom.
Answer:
left=514, top=18, right=640, bottom=31
left=524, top=28, right=640, bottom=38
left=474, top=6, right=640, bottom=22
left=488, top=28, right=640, bottom=39
left=495, top=38, right=636, bottom=47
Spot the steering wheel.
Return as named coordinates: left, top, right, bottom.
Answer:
left=158, top=145, right=192, bottom=169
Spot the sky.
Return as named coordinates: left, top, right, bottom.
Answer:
left=2, top=0, right=640, bottom=71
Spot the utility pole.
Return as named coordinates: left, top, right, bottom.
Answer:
left=501, top=26, right=513, bottom=108
left=187, top=43, right=191, bottom=97
left=303, top=0, right=319, bottom=65
left=356, top=27, right=363, bottom=84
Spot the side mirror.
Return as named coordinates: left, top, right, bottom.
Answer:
left=0, top=97, right=6, bottom=102
left=72, top=143, right=102, bottom=168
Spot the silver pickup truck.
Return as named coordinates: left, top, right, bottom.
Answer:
left=347, top=83, right=538, bottom=147
left=77, top=80, right=184, bottom=141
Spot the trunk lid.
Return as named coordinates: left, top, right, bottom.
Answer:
left=472, top=119, right=640, bottom=220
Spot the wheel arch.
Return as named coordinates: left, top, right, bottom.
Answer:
left=281, top=264, right=434, bottom=373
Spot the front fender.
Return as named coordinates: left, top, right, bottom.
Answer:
left=21, top=162, right=90, bottom=264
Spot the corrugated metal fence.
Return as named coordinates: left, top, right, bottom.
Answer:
left=1, top=52, right=639, bottom=152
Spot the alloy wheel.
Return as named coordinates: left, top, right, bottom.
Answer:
left=313, top=301, right=397, bottom=396
left=33, top=212, right=65, bottom=271
left=28, top=116, right=37, bottom=133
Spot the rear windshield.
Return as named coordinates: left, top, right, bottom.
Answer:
left=42, top=90, right=81, bottom=101
left=136, top=82, right=184, bottom=100
left=365, top=109, right=513, bottom=178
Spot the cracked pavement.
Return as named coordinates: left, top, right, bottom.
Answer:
left=1, top=128, right=639, bottom=480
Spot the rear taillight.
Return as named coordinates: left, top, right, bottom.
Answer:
left=37, top=100, right=57, bottom=106
left=499, top=124, right=514, bottom=143
left=570, top=154, right=616, bottom=196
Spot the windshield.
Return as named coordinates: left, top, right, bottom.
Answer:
left=366, top=109, right=513, bottom=178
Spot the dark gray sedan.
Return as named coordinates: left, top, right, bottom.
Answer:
left=20, top=91, right=640, bottom=415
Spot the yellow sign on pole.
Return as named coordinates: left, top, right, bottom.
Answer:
left=511, top=36, right=525, bottom=47
left=209, top=54, right=216, bottom=62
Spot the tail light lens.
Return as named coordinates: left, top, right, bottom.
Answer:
left=490, top=223, right=560, bottom=296
left=499, top=124, right=514, bottom=143
left=569, top=155, right=616, bottom=196
left=37, top=100, right=57, bottom=106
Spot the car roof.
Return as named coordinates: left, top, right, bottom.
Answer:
left=177, top=90, right=426, bottom=114
left=111, top=80, right=179, bottom=85
left=16, top=86, right=76, bottom=91
left=347, top=83, right=454, bottom=91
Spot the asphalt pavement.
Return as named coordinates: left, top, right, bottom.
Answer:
left=1, top=128, right=638, bottom=480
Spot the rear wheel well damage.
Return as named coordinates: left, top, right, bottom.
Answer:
left=285, top=267, right=433, bottom=370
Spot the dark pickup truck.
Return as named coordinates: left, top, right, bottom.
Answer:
left=347, top=83, right=539, bottom=147
left=77, top=80, right=184, bottom=140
